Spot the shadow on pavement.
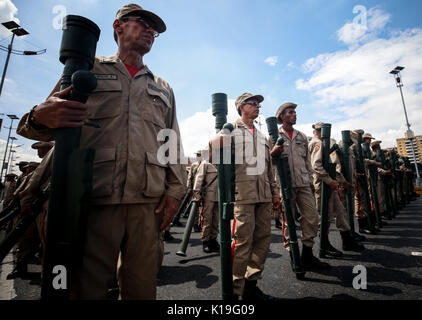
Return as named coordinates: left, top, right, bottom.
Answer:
left=157, top=265, right=219, bottom=289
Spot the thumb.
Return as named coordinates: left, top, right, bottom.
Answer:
left=53, top=85, right=72, bottom=98
left=155, top=196, right=166, bottom=214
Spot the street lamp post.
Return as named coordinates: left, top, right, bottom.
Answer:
left=1, top=114, right=19, bottom=182
left=0, top=21, right=46, bottom=97
left=390, top=66, right=421, bottom=187
left=5, top=136, right=17, bottom=175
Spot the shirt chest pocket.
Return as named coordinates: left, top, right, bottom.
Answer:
left=87, top=78, right=122, bottom=119
left=295, top=140, right=307, bottom=158
left=145, top=85, right=171, bottom=118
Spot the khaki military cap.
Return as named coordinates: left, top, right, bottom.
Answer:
left=371, top=140, right=382, bottom=148
left=31, top=141, right=54, bottom=149
left=275, top=102, right=297, bottom=124
left=116, top=3, right=166, bottom=33
left=353, top=129, right=364, bottom=135
left=235, top=93, right=264, bottom=115
left=363, top=133, right=375, bottom=140
left=350, top=131, right=358, bottom=144
left=17, top=161, right=29, bottom=167
left=24, top=162, right=40, bottom=169
left=195, top=150, right=202, bottom=155
left=312, top=122, right=323, bottom=130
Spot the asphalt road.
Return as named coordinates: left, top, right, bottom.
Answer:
left=1, top=196, right=421, bottom=301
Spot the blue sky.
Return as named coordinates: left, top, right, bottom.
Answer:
left=1, top=0, right=422, bottom=169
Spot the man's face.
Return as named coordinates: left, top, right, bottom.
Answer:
left=363, top=138, right=372, bottom=144
left=313, top=129, right=322, bottom=140
left=115, top=16, right=157, bottom=54
left=281, top=108, right=297, bottom=125
left=240, top=99, right=260, bottom=120
left=37, top=147, right=50, bottom=159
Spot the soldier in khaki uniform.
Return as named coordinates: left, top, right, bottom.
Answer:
left=371, top=140, right=392, bottom=217
left=351, top=130, right=376, bottom=234
left=15, top=161, right=29, bottom=190
left=2, top=174, right=17, bottom=205
left=193, top=159, right=219, bottom=253
left=217, top=92, right=281, bottom=300
left=16, top=4, right=186, bottom=300
left=6, top=161, right=41, bottom=279
left=271, top=103, right=330, bottom=271
left=186, top=150, right=202, bottom=232
left=309, top=123, right=364, bottom=255
left=19, top=147, right=54, bottom=267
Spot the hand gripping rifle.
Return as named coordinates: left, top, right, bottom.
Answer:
left=266, top=117, right=305, bottom=280
left=354, top=132, right=376, bottom=233
left=212, top=93, right=234, bottom=300
left=41, top=15, right=100, bottom=300
left=0, top=186, right=50, bottom=263
left=362, top=143, right=382, bottom=228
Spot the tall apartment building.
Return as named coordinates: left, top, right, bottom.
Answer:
left=396, top=130, right=422, bottom=164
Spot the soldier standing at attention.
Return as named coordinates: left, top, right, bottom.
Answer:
left=309, top=123, right=364, bottom=255
left=226, top=93, right=281, bottom=300
left=193, top=159, right=219, bottom=253
left=17, top=4, right=186, bottom=299
left=186, top=150, right=203, bottom=232
left=270, top=103, right=330, bottom=271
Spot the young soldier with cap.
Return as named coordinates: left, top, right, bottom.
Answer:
left=17, top=4, right=186, bottom=299
left=309, top=123, right=364, bottom=255
left=227, top=92, right=281, bottom=300
left=271, top=103, right=330, bottom=271
left=31, top=141, right=54, bottom=159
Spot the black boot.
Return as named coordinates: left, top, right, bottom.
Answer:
left=351, top=231, right=366, bottom=242
left=341, top=231, right=365, bottom=252
left=6, top=261, right=28, bottom=280
left=242, top=280, right=277, bottom=301
left=203, top=241, right=212, bottom=253
left=163, top=230, right=175, bottom=241
left=358, top=218, right=372, bottom=234
left=301, top=245, right=331, bottom=271
left=320, top=237, right=343, bottom=258
left=208, top=238, right=220, bottom=253
left=275, top=219, right=283, bottom=229
left=171, top=219, right=184, bottom=227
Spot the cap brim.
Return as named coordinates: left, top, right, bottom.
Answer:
left=246, top=94, right=264, bottom=103
left=128, top=9, right=166, bottom=33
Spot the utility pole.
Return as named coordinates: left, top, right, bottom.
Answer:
left=1, top=114, right=19, bottom=182
left=390, top=66, right=421, bottom=187
left=0, top=20, right=46, bottom=97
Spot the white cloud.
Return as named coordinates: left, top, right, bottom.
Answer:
left=0, top=0, right=19, bottom=38
left=179, top=99, right=269, bottom=157
left=337, top=7, right=391, bottom=46
left=296, top=8, right=422, bottom=148
left=264, top=56, right=278, bottom=67
left=287, top=61, right=295, bottom=68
